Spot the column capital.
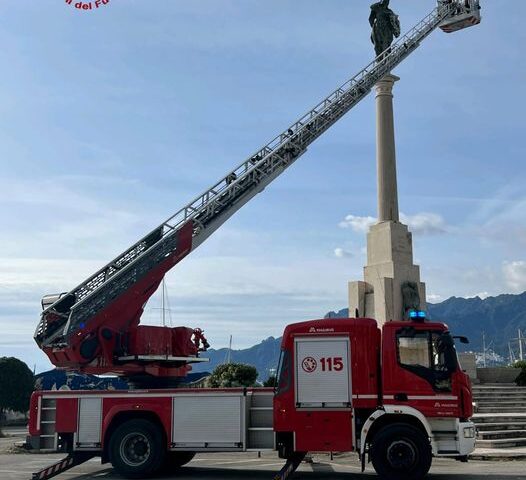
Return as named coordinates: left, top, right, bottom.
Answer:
left=375, top=74, right=400, bottom=97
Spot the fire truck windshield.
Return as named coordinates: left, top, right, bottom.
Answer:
left=396, top=329, right=458, bottom=392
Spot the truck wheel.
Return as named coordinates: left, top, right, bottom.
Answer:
left=109, top=419, right=166, bottom=478
left=370, top=423, right=432, bottom=480
left=163, top=451, right=196, bottom=470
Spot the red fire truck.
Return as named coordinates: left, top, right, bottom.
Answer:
left=29, top=317, right=475, bottom=480
left=28, top=3, right=481, bottom=479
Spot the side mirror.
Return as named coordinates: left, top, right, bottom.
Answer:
left=453, top=335, right=470, bottom=345
left=439, top=334, right=457, bottom=373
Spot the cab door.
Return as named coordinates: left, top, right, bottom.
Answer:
left=382, top=325, right=461, bottom=418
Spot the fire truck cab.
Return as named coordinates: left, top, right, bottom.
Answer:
left=274, top=318, right=475, bottom=479
left=28, top=317, right=475, bottom=480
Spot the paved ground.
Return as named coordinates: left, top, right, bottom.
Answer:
left=0, top=427, right=27, bottom=453
left=472, top=447, right=526, bottom=460
left=2, top=427, right=526, bottom=479
left=3, top=452, right=526, bottom=480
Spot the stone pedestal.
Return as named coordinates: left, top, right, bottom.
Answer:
left=348, top=75, right=426, bottom=326
left=349, top=221, right=426, bottom=323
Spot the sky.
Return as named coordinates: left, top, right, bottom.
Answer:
left=0, top=1, right=525, bottom=372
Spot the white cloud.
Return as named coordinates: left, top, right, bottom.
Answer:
left=338, top=215, right=376, bottom=233
left=333, top=247, right=352, bottom=258
left=427, top=293, right=443, bottom=303
left=503, top=261, right=526, bottom=292
left=338, top=212, right=447, bottom=236
left=466, top=291, right=490, bottom=299
left=400, top=212, right=447, bottom=235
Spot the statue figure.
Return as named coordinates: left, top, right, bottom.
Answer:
left=369, top=0, right=401, bottom=58
left=402, top=281, right=421, bottom=319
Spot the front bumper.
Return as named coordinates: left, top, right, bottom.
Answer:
left=458, top=421, right=476, bottom=456
left=432, top=420, right=476, bottom=457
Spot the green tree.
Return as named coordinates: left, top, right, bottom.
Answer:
left=263, top=375, right=277, bottom=388
left=206, top=363, right=258, bottom=388
left=514, top=360, right=526, bottom=386
left=0, top=357, right=35, bottom=433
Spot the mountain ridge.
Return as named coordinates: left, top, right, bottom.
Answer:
left=192, top=292, right=526, bottom=379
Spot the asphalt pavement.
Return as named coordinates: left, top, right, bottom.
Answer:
left=2, top=427, right=526, bottom=479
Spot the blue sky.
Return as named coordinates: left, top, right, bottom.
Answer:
left=0, top=1, right=525, bottom=372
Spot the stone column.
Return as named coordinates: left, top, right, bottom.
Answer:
left=376, top=74, right=400, bottom=222
left=348, top=74, right=426, bottom=326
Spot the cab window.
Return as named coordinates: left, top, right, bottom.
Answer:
left=397, top=330, right=457, bottom=392
left=398, top=332, right=430, bottom=368
left=275, top=349, right=292, bottom=395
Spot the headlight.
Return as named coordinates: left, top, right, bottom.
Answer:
left=463, top=426, right=476, bottom=438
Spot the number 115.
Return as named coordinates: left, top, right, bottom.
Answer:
left=320, top=357, right=344, bottom=371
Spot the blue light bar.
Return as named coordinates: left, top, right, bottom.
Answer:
left=409, top=310, right=426, bottom=319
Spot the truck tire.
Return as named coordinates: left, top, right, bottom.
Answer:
left=370, top=423, right=432, bottom=480
left=163, top=451, right=196, bottom=470
left=108, top=418, right=166, bottom=478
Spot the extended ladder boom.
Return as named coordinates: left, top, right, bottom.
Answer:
left=35, top=2, right=475, bottom=368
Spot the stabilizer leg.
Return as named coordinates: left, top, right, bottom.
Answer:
left=32, top=453, right=95, bottom=480
left=273, top=452, right=306, bottom=480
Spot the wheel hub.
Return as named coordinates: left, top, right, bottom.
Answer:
left=387, top=439, right=417, bottom=470
left=120, top=433, right=151, bottom=467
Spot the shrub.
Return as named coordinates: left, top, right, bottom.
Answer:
left=206, top=363, right=258, bottom=388
left=513, top=360, right=526, bottom=386
left=263, top=375, right=277, bottom=388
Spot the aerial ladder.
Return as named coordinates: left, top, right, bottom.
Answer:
left=34, top=1, right=481, bottom=385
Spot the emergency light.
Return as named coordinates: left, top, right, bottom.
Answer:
left=409, top=310, right=427, bottom=320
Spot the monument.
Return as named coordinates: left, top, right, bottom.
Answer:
left=369, top=0, right=401, bottom=57
left=348, top=73, right=426, bottom=325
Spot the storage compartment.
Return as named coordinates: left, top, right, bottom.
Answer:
left=295, top=337, right=352, bottom=408
left=77, top=397, right=102, bottom=448
left=172, top=394, right=244, bottom=449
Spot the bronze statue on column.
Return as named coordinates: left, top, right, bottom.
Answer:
left=369, top=0, right=401, bottom=57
